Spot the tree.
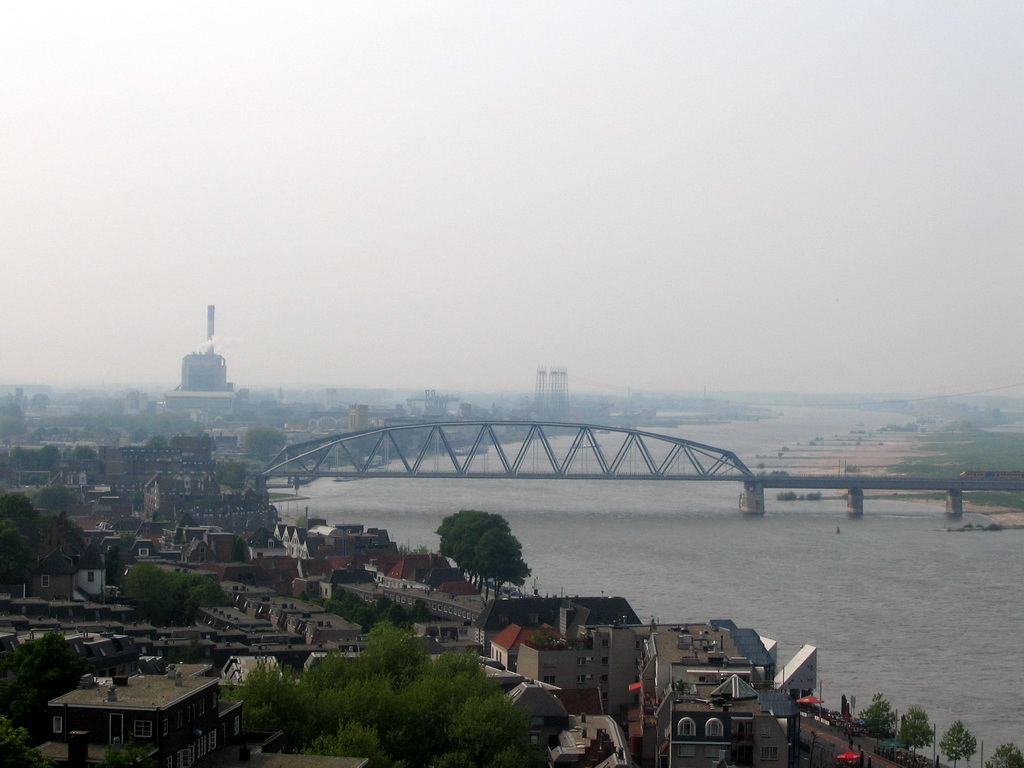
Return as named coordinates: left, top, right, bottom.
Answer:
left=0, top=717, right=56, bottom=768
left=216, top=461, right=249, bottom=490
left=899, top=706, right=933, bottom=753
left=940, top=721, right=977, bottom=768
left=33, top=484, right=79, bottom=513
left=0, top=492, right=38, bottom=523
left=0, top=521, right=32, bottom=583
left=243, top=427, right=286, bottom=461
left=475, top=526, right=530, bottom=598
left=225, top=624, right=537, bottom=764
left=71, top=445, right=97, bottom=461
left=0, top=633, right=92, bottom=742
left=437, top=510, right=530, bottom=596
left=231, top=535, right=246, bottom=562
left=96, top=739, right=157, bottom=768
left=859, top=693, right=897, bottom=736
left=123, top=562, right=230, bottom=626
left=986, top=744, right=1024, bottom=768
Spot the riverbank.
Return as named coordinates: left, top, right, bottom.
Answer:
left=785, top=425, right=1024, bottom=525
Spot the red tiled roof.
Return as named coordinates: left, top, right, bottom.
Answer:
left=552, top=687, right=604, bottom=716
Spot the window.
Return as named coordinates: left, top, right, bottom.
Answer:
left=166, top=758, right=173, bottom=768
left=706, top=718, right=724, bottom=738
left=139, top=548, right=150, bottom=557
left=542, top=675, right=556, bottom=684
left=41, top=575, right=50, bottom=588
left=760, top=746, right=779, bottom=761
left=577, top=656, right=588, bottom=666
left=163, top=718, right=169, bottom=736
left=706, top=746, right=721, bottom=757
left=678, top=718, right=696, bottom=736
left=760, top=726, right=771, bottom=738
left=87, top=571, right=95, bottom=582
left=209, top=730, right=216, bottom=750
left=601, top=638, right=609, bottom=647
left=233, top=716, right=240, bottom=736
left=577, top=674, right=588, bottom=684
left=134, top=719, right=153, bottom=738
left=601, top=656, right=608, bottom=665
left=53, top=716, right=63, bottom=734
left=676, top=745, right=696, bottom=757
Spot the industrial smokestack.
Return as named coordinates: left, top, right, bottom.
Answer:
left=205, top=307, right=216, bottom=354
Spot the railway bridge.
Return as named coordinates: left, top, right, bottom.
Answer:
left=259, top=420, right=1024, bottom=516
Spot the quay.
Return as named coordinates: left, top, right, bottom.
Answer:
left=800, top=713, right=940, bottom=768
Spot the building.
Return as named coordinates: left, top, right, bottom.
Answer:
left=42, top=664, right=243, bottom=768
left=164, top=306, right=237, bottom=416
left=658, top=676, right=799, bottom=768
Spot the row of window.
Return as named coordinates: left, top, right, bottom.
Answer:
left=678, top=717, right=726, bottom=737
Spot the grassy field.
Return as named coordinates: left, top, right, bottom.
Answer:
left=882, top=429, right=1024, bottom=510
left=887, top=429, right=1024, bottom=476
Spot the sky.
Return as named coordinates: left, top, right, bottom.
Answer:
left=2, top=2, right=1022, bottom=398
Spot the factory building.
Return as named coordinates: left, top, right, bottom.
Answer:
left=164, top=306, right=237, bottom=416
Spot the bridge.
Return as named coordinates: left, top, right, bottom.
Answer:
left=259, top=420, right=1024, bottom=516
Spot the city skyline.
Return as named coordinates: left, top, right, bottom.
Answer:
left=2, top=3, right=1021, bottom=396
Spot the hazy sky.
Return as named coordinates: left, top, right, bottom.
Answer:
left=2, top=2, right=1021, bottom=397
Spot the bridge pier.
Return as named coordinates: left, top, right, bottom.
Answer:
left=945, top=489, right=963, bottom=517
left=739, top=482, right=765, bottom=516
left=846, top=488, right=864, bottom=517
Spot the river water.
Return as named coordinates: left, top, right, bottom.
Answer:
left=276, top=406, right=1023, bottom=750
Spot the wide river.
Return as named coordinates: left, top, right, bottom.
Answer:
left=276, top=406, right=1023, bottom=751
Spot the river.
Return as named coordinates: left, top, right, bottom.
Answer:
left=275, top=406, right=1023, bottom=751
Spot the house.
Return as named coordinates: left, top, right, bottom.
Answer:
left=658, top=675, right=798, bottom=768
left=33, top=549, right=79, bottom=601
left=41, top=664, right=243, bottom=768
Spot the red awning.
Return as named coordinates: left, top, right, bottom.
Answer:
left=628, top=681, right=643, bottom=691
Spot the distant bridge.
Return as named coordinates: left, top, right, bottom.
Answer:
left=261, top=420, right=753, bottom=481
left=259, top=420, right=1024, bottom=516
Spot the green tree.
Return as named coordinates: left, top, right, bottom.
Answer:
left=859, top=693, right=897, bottom=735
left=0, top=521, right=32, bottom=583
left=243, top=427, right=286, bottom=461
left=216, top=461, right=249, bottom=490
left=123, top=563, right=230, bottom=626
left=33, top=484, right=79, bottom=513
left=231, top=535, right=246, bottom=562
left=226, top=625, right=537, bottom=764
left=940, top=721, right=977, bottom=768
left=475, top=526, right=530, bottom=598
left=71, top=445, right=98, bottom=461
left=0, top=717, right=56, bottom=768
left=0, top=492, right=38, bottom=524
left=0, top=633, right=92, bottom=742
left=899, top=706, right=933, bottom=753
left=97, top=739, right=157, bottom=768
left=986, top=744, right=1024, bottom=768
left=437, top=510, right=530, bottom=596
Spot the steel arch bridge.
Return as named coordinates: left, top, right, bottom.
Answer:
left=259, top=420, right=753, bottom=482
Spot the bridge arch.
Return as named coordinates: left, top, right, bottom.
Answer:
left=260, top=420, right=753, bottom=482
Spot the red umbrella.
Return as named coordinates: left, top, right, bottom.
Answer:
left=797, top=695, right=824, bottom=704
left=837, top=751, right=860, bottom=762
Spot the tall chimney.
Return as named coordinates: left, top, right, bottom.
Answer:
left=207, top=305, right=215, bottom=343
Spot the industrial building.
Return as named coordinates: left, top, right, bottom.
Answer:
left=164, top=306, right=237, bottom=416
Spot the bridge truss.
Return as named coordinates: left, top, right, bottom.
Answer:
left=261, top=421, right=753, bottom=482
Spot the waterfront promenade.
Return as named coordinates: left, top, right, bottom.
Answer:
left=800, top=714, right=941, bottom=768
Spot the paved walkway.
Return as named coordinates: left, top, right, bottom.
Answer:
left=800, top=714, right=940, bottom=768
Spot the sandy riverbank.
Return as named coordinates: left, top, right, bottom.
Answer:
left=786, top=430, right=1024, bottom=526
